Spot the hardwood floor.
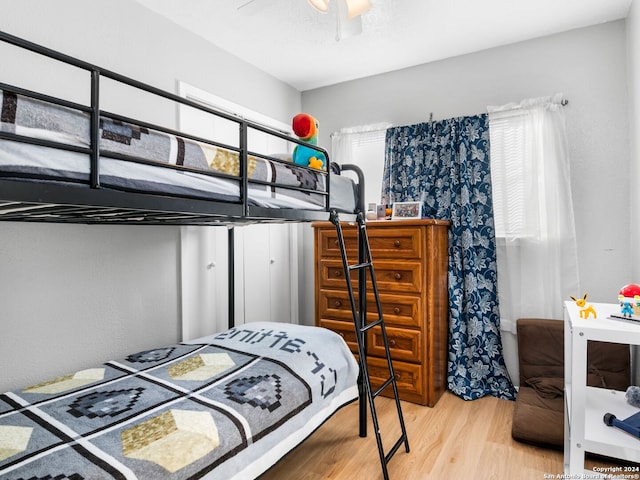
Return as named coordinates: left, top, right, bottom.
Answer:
left=259, top=392, right=631, bottom=479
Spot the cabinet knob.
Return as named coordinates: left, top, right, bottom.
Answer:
left=394, top=240, right=401, bottom=248
left=334, top=300, right=342, bottom=308
left=394, top=272, right=402, bottom=280
left=334, top=270, right=342, bottom=277
left=393, top=307, right=401, bottom=314
left=389, top=339, right=397, bottom=347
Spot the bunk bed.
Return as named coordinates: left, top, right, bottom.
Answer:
left=0, top=31, right=365, bottom=479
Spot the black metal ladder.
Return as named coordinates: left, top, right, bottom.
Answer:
left=329, top=209, right=410, bottom=480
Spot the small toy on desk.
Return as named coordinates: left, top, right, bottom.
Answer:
left=292, top=113, right=326, bottom=170
left=618, top=284, right=640, bottom=317
left=570, top=293, right=597, bottom=319
left=602, top=383, right=640, bottom=440
left=620, top=296, right=635, bottom=318
left=604, top=410, right=640, bottom=439
left=626, top=386, right=640, bottom=408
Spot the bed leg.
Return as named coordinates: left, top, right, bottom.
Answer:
left=358, top=371, right=367, bottom=437
left=228, top=226, right=235, bottom=329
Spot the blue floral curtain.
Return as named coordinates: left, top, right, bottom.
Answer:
left=382, top=114, right=515, bottom=401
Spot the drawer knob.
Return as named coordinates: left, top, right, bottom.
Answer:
left=335, top=270, right=342, bottom=277
left=393, top=307, right=401, bottom=314
left=394, top=272, right=402, bottom=280
left=334, top=300, right=342, bottom=308
left=394, top=240, right=401, bottom=248
left=389, top=339, right=397, bottom=347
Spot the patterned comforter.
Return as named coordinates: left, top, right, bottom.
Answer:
left=0, top=89, right=339, bottom=210
left=0, top=322, right=359, bottom=479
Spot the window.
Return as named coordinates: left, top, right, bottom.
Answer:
left=331, top=123, right=391, bottom=208
left=489, top=112, right=530, bottom=238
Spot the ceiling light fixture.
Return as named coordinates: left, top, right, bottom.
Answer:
left=308, top=0, right=371, bottom=18
left=308, top=0, right=330, bottom=13
left=308, top=0, right=372, bottom=41
left=335, top=0, right=362, bottom=40
left=344, top=0, right=371, bottom=18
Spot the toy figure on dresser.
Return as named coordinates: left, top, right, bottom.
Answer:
left=570, top=293, right=597, bottom=319
left=292, top=113, right=326, bottom=170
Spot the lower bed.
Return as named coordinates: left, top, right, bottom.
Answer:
left=0, top=322, right=359, bottom=479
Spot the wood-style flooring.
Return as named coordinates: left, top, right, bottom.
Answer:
left=259, top=392, right=632, bottom=479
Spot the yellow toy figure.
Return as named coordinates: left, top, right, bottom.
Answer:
left=570, top=293, right=597, bottom=319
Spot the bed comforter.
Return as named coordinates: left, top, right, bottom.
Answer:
left=0, top=322, right=359, bottom=479
left=0, top=89, right=340, bottom=210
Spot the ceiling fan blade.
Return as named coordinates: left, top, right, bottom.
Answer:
left=237, top=0, right=268, bottom=14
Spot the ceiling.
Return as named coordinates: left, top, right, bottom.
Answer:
left=135, top=0, right=632, bottom=91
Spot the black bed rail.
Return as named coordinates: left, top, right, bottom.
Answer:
left=0, top=30, right=336, bottom=222
left=340, top=163, right=366, bottom=213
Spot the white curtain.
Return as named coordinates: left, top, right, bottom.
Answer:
left=331, top=128, right=354, bottom=165
left=488, top=94, right=579, bottom=331
left=331, top=123, right=392, bottom=207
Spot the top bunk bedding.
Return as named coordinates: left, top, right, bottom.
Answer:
left=0, top=31, right=361, bottom=225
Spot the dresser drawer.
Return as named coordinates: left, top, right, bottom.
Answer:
left=368, top=325, right=422, bottom=363
left=318, top=259, right=422, bottom=294
left=317, top=289, right=422, bottom=329
left=316, top=226, right=423, bottom=260
left=319, top=319, right=422, bottom=365
left=316, top=227, right=358, bottom=258
left=364, top=356, right=424, bottom=404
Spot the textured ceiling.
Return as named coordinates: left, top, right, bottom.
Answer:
left=135, top=0, right=632, bottom=91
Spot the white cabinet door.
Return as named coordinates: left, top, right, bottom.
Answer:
left=180, top=223, right=298, bottom=340
left=234, top=223, right=298, bottom=325
left=180, top=226, right=230, bottom=340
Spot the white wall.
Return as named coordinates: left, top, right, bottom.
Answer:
left=0, top=0, right=302, bottom=392
left=0, top=0, right=301, bottom=126
left=628, top=0, right=640, bottom=384
left=630, top=2, right=640, bottom=279
left=300, top=21, right=632, bottom=383
left=0, top=223, right=180, bottom=390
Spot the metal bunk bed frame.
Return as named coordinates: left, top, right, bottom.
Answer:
left=0, top=30, right=408, bottom=478
left=0, top=30, right=348, bottom=226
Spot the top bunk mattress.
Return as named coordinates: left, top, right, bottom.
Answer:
left=0, top=89, right=358, bottom=215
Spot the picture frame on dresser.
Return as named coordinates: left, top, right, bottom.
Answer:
left=391, top=202, right=422, bottom=220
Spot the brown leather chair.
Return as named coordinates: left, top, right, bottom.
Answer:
left=512, top=318, right=631, bottom=449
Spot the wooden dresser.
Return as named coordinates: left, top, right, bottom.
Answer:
left=312, top=219, right=450, bottom=406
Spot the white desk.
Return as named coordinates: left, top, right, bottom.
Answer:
left=564, top=301, right=640, bottom=475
